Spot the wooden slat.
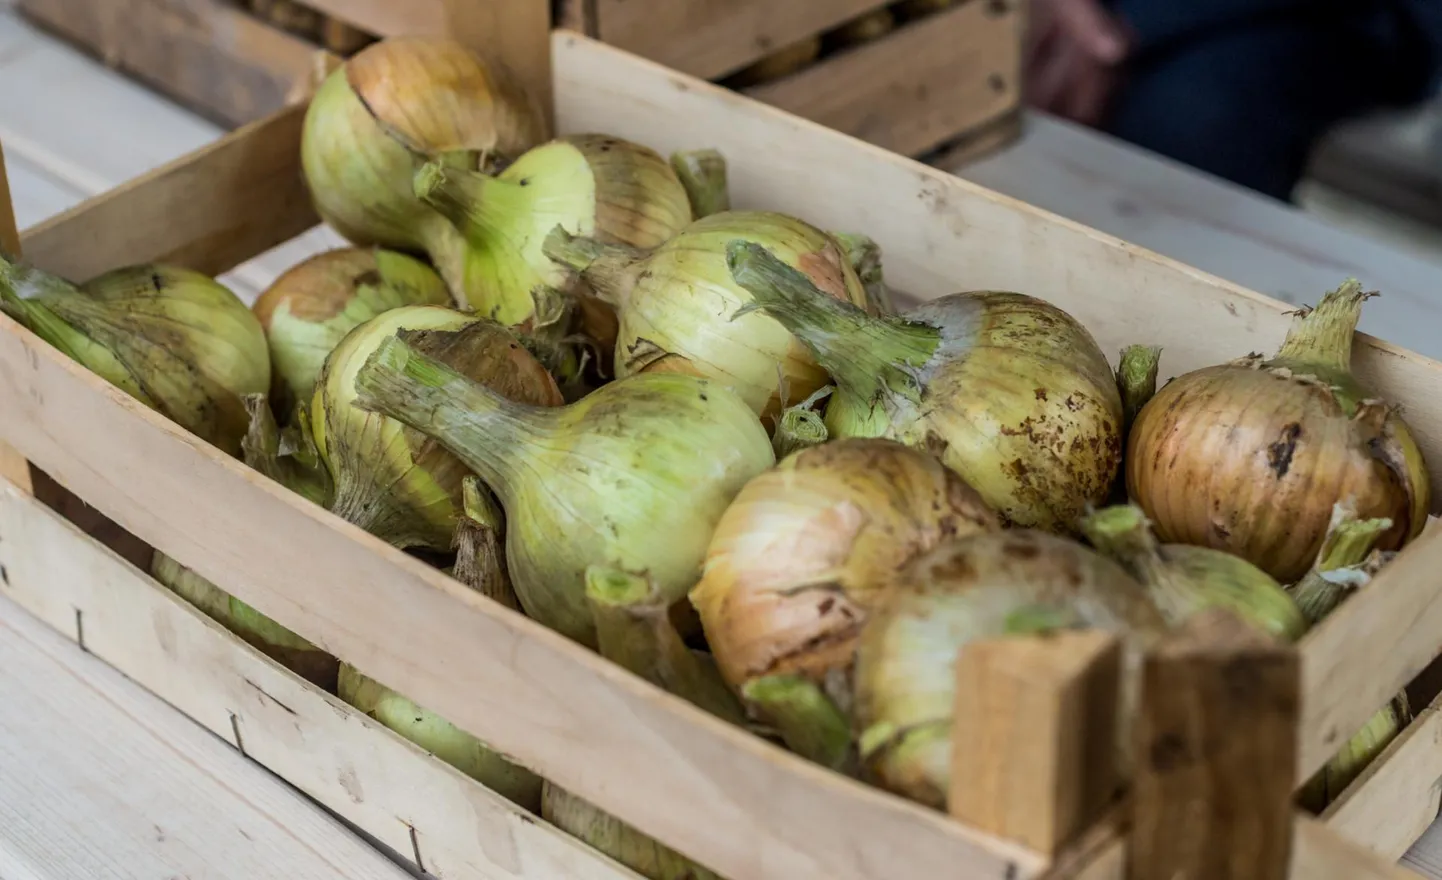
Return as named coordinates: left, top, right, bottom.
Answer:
left=0, top=481, right=638, bottom=880
left=585, top=0, right=891, bottom=79
left=746, top=0, right=1022, bottom=157
left=442, top=0, right=554, bottom=135
left=949, top=632, right=1121, bottom=854
left=1292, top=817, right=1427, bottom=880
left=18, top=103, right=316, bottom=282
left=0, top=305, right=1041, bottom=880
left=292, top=0, right=447, bottom=37
left=0, top=596, right=415, bottom=880
left=0, top=142, right=30, bottom=494
left=15, top=0, right=316, bottom=128
left=1323, top=694, right=1442, bottom=861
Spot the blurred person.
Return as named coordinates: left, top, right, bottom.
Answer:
left=1027, top=0, right=1442, bottom=200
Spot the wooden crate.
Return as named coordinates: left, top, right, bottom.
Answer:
left=14, top=0, right=1021, bottom=160
left=2, top=5, right=1441, bottom=879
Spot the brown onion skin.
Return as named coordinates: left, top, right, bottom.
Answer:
left=1127, top=366, right=1420, bottom=583
left=691, top=439, right=999, bottom=693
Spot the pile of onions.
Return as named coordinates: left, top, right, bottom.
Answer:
left=0, top=258, right=270, bottom=456
left=351, top=328, right=774, bottom=646
left=853, top=529, right=1167, bottom=807
left=1127, top=280, right=1430, bottom=581
left=727, top=240, right=1123, bottom=532
left=543, top=211, right=872, bottom=418
left=300, top=37, right=546, bottom=284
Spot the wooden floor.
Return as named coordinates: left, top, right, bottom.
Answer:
left=5, top=6, right=1442, bottom=876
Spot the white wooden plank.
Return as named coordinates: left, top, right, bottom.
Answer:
left=953, top=113, right=1442, bottom=361
left=0, top=595, right=415, bottom=880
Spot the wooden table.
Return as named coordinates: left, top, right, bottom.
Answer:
left=3, top=8, right=1442, bottom=875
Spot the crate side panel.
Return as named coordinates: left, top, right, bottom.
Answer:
left=0, top=482, right=639, bottom=880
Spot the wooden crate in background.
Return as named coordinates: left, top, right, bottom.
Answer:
left=14, top=0, right=1022, bottom=161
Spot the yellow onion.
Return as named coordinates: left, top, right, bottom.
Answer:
left=337, top=664, right=542, bottom=810
left=252, top=248, right=450, bottom=407
left=1081, top=504, right=1306, bottom=641
left=727, top=36, right=821, bottom=88
left=241, top=394, right=333, bottom=507
left=771, top=385, right=833, bottom=459
left=352, top=332, right=774, bottom=646
left=452, top=475, right=519, bottom=610
left=542, top=785, right=720, bottom=880
left=541, top=566, right=736, bottom=880
left=828, top=8, right=896, bottom=49
left=728, top=241, right=1122, bottom=532
left=544, top=212, right=871, bottom=418
left=300, top=36, right=546, bottom=260
left=152, top=552, right=338, bottom=691
left=854, top=530, right=1167, bottom=808
left=670, top=149, right=730, bottom=219
left=313, top=307, right=563, bottom=551
left=1304, top=693, right=1409, bottom=812
left=1127, top=280, right=1431, bottom=582
left=0, top=259, right=270, bottom=456
left=412, top=134, right=692, bottom=323
left=691, top=439, right=998, bottom=707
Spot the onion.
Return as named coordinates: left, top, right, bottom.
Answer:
left=727, top=36, right=822, bottom=88
left=692, top=438, right=998, bottom=695
left=337, top=664, right=542, bottom=810
left=853, top=529, right=1167, bottom=808
left=1116, top=344, right=1161, bottom=431
left=412, top=134, right=692, bottom=324
left=0, top=258, right=270, bottom=456
left=252, top=248, right=450, bottom=407
left=313, top=307, right=563, bottom=551
left=830, top=231, right=896, bottom=314
left=241, top=394, right=333, bottom=507
left=1081, top=504, right=1307, bottom=641
left=670, top=149, right=730, bottom=219
left=828, top=8, right=896, bottom=49
left=351, top=331, right=774, bottom=646
left=543, top=211, right=871, bottom=418
left=152, top=552, right=338, bottom=691
left=452, top=475, right=519, bottom=610
left=300, top=36, right=546, bottom=258
left=727, top=240, right=1123, bottom=532
left=542, top=784, right=720, bottom=880
left=1127, top=280, right=1431, bottom=581
left=771, top=385, right=833, bottom=459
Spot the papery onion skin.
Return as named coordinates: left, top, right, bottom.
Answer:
left=728, top=241, right=1122, bottom=532
left=691, top=438, right=999, bottom=697
left=414, top=134, right=692, bottom=324
left=544, top=211, right=871, bottom=419
left=300, top=36, right=546, bottom=252
left=352, top=333, right=775, bottom=647
left=337, top=664, right=542, bottom=810
left=0, top=259, right=270, bottom=456
left=854, top=530, right=1166, bottom=808
left=253, top=248, right=451, bottom=407
left=152, top=553, right=338, bottom=691
left=1127, top=281, right=1430, bottom=582
left=313, top=306, right=562, bottom=551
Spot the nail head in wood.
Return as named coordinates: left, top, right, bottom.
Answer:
left=949, top=628, right=1123, bottom=854
left=1129, top=609, right=1299, bottom=880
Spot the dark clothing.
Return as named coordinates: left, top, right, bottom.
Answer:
left=1101, top=0, right=1442, bottom=200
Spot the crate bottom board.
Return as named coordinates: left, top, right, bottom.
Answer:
left=0, top=478, right=638, bottom=880
left=2, top=472, right=1440, bottom=879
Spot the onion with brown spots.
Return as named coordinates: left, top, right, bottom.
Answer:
left=689, top=439, right=998, bottom=764
left=252, top=248, right=451, bottom=407
left=543, top=211, right=872, bottom=419
left=725, top=241, right=1123, bottom=532
left=1126, top=280, right=1431, bottom=582
left=300, top=36, right=546, bottom=297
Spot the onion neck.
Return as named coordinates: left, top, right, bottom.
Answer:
left=829, top=231, right=895, bottom=314
left=541, top=226, right=642, bottom=309
left=1117, top=344, right=1161, bottom=430
left=349, top=332, right=550, bottom=501
left=413, top=160, right=529, bottom=244
left=669, top=149, right=729, bottom=218
left=741, top=675, right=853, bottom=772
left=453, top=477, right=520, bottom=610
left=1272, top=279, right=1369, bottom=375
left=1080, top=505, right=1184, bottom=615
left=585, top=565, right=746, bottom=726
left=726, top=241, right=938, bottom=409
left=241, top=394, right=333, bottom=507
left=1288, top=505, right=1392, bottom=626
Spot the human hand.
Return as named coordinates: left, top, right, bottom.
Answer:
left=1026, top=0, right=1132, bottom=126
